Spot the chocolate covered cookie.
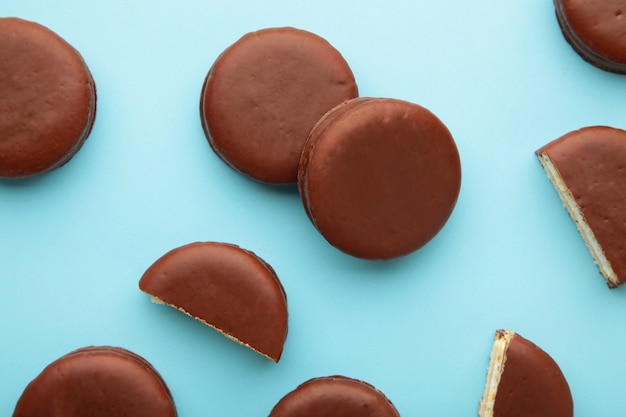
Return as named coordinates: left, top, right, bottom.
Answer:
left=139, top=242, right=288, bottom=362
left=536, top=126, right=626, bottom=288
left=0, top=17, right=97, bottom=178
left=12, top=346, right=177, bottom=417
left=269, top=376, right=400, bottom=417
left=200, top=27, right=358, bottom=184
left=298, top=97, right=461, bottom=260
left=554, top=0, right=626, bottom=74
left=478, top=330, right=573, bottom=417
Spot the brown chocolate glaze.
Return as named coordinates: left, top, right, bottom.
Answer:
left=0, top=17, right=97, bottom=178
left=269, top=376, right=400, bottom=417
left=554, top=0, right=626, bottom=74
left=298, top=97, right=461, bottom=260
left=139, top=242, right=288, bottom=362
left=298, top=97, right=375, bottom=220
left=537, top=126, right=626, bottom=287
left=200, top=27, right=358, bottom=184
left=12, top=346, right=177, bottom=417
left=494, top=333, right=573, bottom=417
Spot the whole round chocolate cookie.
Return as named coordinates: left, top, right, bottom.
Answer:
left=269, top=376, right=400, bottom=417
left=298, top=97, right=461, bottom=260
left=0, top=17, right=97, bottom=178
left=12, top=346, right=177, bottom=417
left=200, top=27, right=358, bottom=184
left=139, top=241, right=288, bottom=362
left=554, top=0, right=626, bottom=74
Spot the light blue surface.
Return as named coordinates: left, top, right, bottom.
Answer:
left=2, top=1, right=626, bottom=416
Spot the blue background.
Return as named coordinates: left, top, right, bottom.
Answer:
left=2, top=1, right=626, bottom=416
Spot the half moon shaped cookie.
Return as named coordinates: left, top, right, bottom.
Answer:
left=12, top=346, right=177, bottom=417
left=0, top=17, right=97, bottom=178
left=269, top=376, right=400, bottom=417
left=200, top=27, right=358, bottom=184
left=139, top=242, right=288, bottom=362
left=554, top=0, right=626, bottom=74
left=298, top=97, right=461, bottom=260
left=536, top=126, right=626, bottom=288
left=478, top=330, right=573, bottom=417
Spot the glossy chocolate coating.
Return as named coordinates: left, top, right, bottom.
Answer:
left=12, top=346, right=177, bottom=417
left=494, top=333, right=573, bottom=417
left=269, top=376, right=400, bottom=417
left=139, top=242, right=288, bottom=362
left=298, top=97, right=375, bottom=220
left=554, top=0, right=626, bottom=73
left=200, top=27, right=358, bottom=184
left=0, top=18, right=97, bottom=178
left=537, top=126, right=626, bottom=287
left=298, top=97, right=461, bottom=260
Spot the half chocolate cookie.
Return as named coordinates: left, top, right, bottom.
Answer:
left=139, top=242, right=288, bottom=362
left=12, top=346, right=177, bottom=417
left=0, top=17, right=97, bottom=178
left=479, top=330, right=573, bottom=417
left=536, top=126, right=626, bottom=288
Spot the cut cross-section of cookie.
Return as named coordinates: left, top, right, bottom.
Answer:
left=269, top=375, right=401, bottom=417
left=478, top=330, right=573, bottom=417
left=139, top=242, right=288, bottom=362
left=12, top=346, right=177, bottom=417
left=536, top=126, right=626, bottom=288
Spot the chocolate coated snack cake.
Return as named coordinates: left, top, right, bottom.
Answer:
left=298, top=97, right=461, bottom=260
left=269, top=375, right=401, bottom=417
left=0, top=17, right=97, bottom=178
left=554, top=0, right=626, bottom=73
left=479, top=330, right=573, bottom=417
left=139, top=241, right=288, bottom=362
left=536, top=126, right=626, bottom=288
left=200, top=27, right=358, bottom=184
left=12, top=346, right=177, bottom=417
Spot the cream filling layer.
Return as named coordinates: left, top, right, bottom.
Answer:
left=478, top=329, right=513, bottom=417
left=537, top=152, right=619, bottom=288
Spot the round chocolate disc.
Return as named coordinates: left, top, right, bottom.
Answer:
left=269, top=376, right=400, bottom=417
left=0, top=17, right=97, bottom=178
left=554, top=0, right=626, bottom=74
left=200, top=27, right=358, bottom=184
left=298, top=98, right=461, bottom=260
left=12, top=346, right=177, bottom=417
